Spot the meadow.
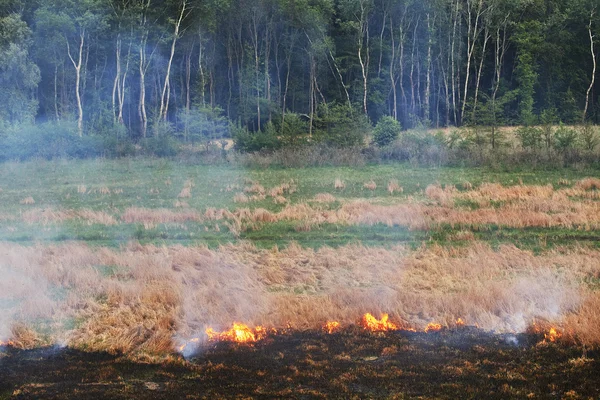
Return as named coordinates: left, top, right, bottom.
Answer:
left=1, top=157, right=600, bottom=356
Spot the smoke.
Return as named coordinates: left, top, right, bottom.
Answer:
left=0, top=241, right=595, bottom=355
left=0, top=262, right=55, bottom=344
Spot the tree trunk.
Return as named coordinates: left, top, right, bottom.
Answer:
left=112, top=35, right=121, bottom=124
left=389, top=14, right=397, bottom=120
left=472, top=26, right=490, bottom=123
left=67, top=30, right=85, bottom=137
left=584, top=10, right=596, bottom=122
left=461, top=0, right=484, bottom=125
left=159, top=0, right=186, bottom=124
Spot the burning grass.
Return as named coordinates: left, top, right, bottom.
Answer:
left=1, top=241, right=600, bottom=355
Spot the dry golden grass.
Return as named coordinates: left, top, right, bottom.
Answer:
left=387, top=180, right=403, bottom=195
left=77, top=185, right=87, bottom=194
left=334, top=178, right=345, bottom=190
left=121, top=207, right=202, bottom=224
left=364, top=180, right=377, bottom=191
left=178, top=187, right=192, bottom=199
left=2, top=241, right=600, bottom=354
left=575, top=177, right=600, bottom=191
left=244, top=183, right=265, bottom=195
left=19, top=209, right=117, bottom=226
left=19, top=197, right=35, bottom=205
left=313, top=193, right=336, bottom=203
left=273, top=195, right=288, bottom=205
left=177, top=180, right=194, bottom=199
left=233, top=193, right=250, bottom=203
left=269, top=182, right=295, bottom=197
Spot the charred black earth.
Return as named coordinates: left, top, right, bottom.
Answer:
left=1, top=327, right=599, bottom=399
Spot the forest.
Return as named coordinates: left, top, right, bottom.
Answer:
left=1, top=0, right=600, bottom=151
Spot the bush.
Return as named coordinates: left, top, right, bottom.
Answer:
left=554, top=124, right=577, bottom=152
left=233, top=125, right=281, bottom=152
left=314, top=103, right=371, bottom=147
left=141, top=135, right=179, bottom=157
left=0, top=121, right=114, bottom=161
left=516, top=126, right=543, bottom=150
left=373, top=116, right=401, bottom=147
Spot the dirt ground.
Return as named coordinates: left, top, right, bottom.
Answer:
left=1, top=327, right=599, bottom=399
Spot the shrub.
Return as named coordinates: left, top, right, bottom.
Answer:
left=516, top=126, right=543, bottom=150
left=0, top=121, right=112, bottom=161
left=554, top=124, right=578, bottom=152
left=314, top=103, right=371, bottom=147
left=373, top=116, right=401, bottom=147
left=233, top=125, right=281, bottom=153
left=141, top=135, right=179, bottom=157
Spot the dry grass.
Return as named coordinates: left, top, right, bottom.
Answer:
left=575, top=177, right=600, bottom=191
left=269, top=182, right=295, bottom=197
left=77, top=185, right=87, bottom=194
left=364, top=180, right=377, bottom=191
left=121, top=207, right=202, bottom=224
left=273, top=195, right=288, bottom=205
left=178, top=180, right=194, bottom=199
left=19, top=209, right=117, bottom=225
left=20, top=197, right=35, bottom=205
left=387, top=180, right=403, bottom=195
left=233, top=193, right=250, bottom=203
left=244, top=183, right=266, bottom=195
left=334, top=178, right=345, bottom=190
left=178, top=187, right=192, bottom=199
left=313, top=193, right=336, bottom=203
left=1, top=241, right=600, bottom=354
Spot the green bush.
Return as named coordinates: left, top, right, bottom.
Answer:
left=516, top=126, right=543, bottom=149
left=141, top=135, right=179, bottom=157
left=0, top=121, right=115, bottom=161
left=233, top=125, right=281, bottom=152
left=314, top=103, right=371, bottom=147
left=554, top=124, right=577, bottom=152
left=373, top=116, right=401, bottom=147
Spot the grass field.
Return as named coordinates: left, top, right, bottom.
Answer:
left=2, top=158, right=600, bottom=397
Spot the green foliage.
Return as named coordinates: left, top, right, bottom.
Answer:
left=516, top=126, right=543, bottom=150
left=177, top=106, right=229, bottom=144
left=279, top=113, right=310, bottom=147
left=554, top=123, right=578, bottom=152
left=314, top=103, right=371, bottom=147
left=141, top=135, right=179, bottom=157
left=0, top=121, right=109, bottom=160
left=373, top=116, right=401, bottom=147
left=233, top=125, right=281, bottom=153
left=0, top=14, right=40, bottom=124
left=579, top=124, right=599, bottom=151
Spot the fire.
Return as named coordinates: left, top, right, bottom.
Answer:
left=0, top=340, right=14, bottom=347
left=425, top=322, right=442, bottom=332
left=178, top=337, right=200, bottom=352
left=456, top=318, right=465, bottom=326
left=205, top=323, right=268, bottom=343
left=360, top=313, right=398, bottom=332
left=324, top=321, right=340, bottom=334
left=545, top=327, right=562, bottom=343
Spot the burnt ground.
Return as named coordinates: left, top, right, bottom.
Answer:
left=1, top=327, right=599, bottom=399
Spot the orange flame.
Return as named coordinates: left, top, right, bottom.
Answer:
left=324, top=321, right=340, bottom=334
left=0, top=340, right=14, bottom=347
left=545, top=327, right=562, bottom=343
left=456, top=318, right=465, bottom=326
left=360, top=313, right=398, bottom=332
left=205, top=323, right=268, bottom=343
left=178, top=337, right=200, bottom=352
left=425, top=322, right=442, bottom=332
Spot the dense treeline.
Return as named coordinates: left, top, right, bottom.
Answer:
left=1, top=0, right=600, bottom=145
